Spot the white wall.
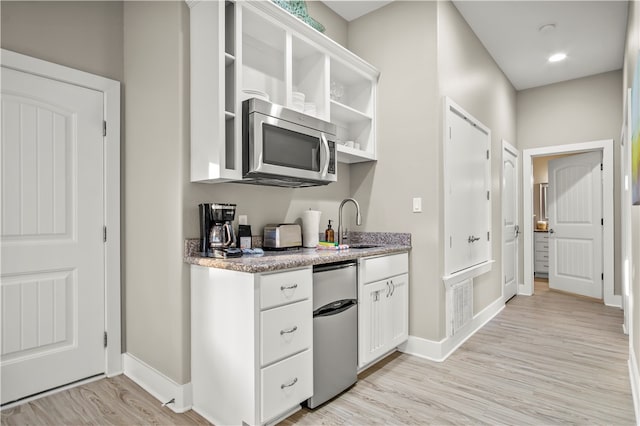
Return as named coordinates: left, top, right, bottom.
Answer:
left=517, top=70, right=623, bottom=295
left=623, top=0, right=640, bottom=411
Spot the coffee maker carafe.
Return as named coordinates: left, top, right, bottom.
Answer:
left=199, top=203, right=242, bottom=258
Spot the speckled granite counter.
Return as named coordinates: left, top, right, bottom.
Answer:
left=184, top=232, right=411, bottom=273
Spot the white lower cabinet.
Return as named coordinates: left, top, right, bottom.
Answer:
left=191, top=265, right=313, bottom=425
left=358, top=253, right=409, bottom=369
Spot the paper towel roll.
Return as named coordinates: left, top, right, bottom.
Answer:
left=302, top=210, right=322, bottom=248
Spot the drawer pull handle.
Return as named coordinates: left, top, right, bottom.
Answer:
left=281, top=377, right=298, bottom=389
left=280, top=284, right=298, bottom=291
left=280, top=326, right=298, bottom=335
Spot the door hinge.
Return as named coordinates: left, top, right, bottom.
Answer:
left=600, top=163, right=603, bottom=171
left=601, top=218, right=604, bottom=226
left=103, top=121, right=107, bottom=137
left=487, top=191, right=490, bottom=200
left=104, top=331, right=108, bottom=348
left=601, top=273, right=604, bottom=281
left=449, top=127, right=452, bottom=140
left=450, top=236, right=452, bottom=248
left=486, top=149, right=490, bottom=160
left=487, top=231, right=490, bottom=241
left=103, top=226, right=107, bottom=242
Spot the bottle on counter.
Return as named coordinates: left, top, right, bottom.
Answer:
left=324, top=220, right=334, bottom=243
left=238, top=224, right=252, bottom=249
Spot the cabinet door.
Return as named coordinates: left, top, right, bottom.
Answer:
left=387, top=273, right=408, bottom=348
left=358, top=279, right=389, bottom=368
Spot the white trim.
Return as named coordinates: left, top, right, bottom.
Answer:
left=522, top=140, right=617, bottom=306
left=399, top=296, right=504, bottom=362
left=502, top=140, right=519, bottom=301
left=123, top=353, right=193, bottom=414
left=0, top=49, right=122, bottom=376
left=442, top=260, right=495, bottom=288
left=629, top=348, right=640, bottom=425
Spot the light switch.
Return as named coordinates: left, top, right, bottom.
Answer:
left=412, top=197, right=422, bottom=213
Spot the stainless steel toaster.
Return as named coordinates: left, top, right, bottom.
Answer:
left=263, top=224, right=302, bottom=249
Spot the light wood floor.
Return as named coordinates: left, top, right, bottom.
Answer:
left=2, top=281, right=635, bottom=425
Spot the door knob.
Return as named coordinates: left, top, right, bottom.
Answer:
left=549, top=229, right=555, bottom=234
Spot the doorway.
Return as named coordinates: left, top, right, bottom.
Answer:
left=522, top=140, right=618, bottom=307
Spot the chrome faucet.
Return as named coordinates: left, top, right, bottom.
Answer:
left=338, top=198, right=362, bottom=245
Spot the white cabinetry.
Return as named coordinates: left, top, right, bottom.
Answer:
left=358, top=253, right=409, bottom=369
left=534, top=232, right=549, bottom=277
left=187, top=0, right=379, bottom=183
left=191, top=265, right=313, bottom=425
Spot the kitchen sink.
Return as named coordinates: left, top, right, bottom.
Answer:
left=348, top=244, right=382, bottom=249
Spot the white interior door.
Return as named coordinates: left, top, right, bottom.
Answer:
left=502, top=143, right=518, bottom=302
left=548, top=151, right=603, bottom=299
left=445, top=106, right=491, bottom=274
left=1, top=67, right=105, bottom=404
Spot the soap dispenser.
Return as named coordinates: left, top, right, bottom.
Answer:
left=325, top=220, right=335, bottom=243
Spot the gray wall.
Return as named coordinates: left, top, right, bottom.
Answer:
left=437, top=1, right=517, bottom=319
left=347, top=0, right=517, bottom=341
left=347, top=1, right=441, bottom=339
left=124, top=2, right=352, bottom=384
left=517, top=70, right=623, bottom=295
left=623, top=0, right=640, bottom=396
left=1, top=1, right=124, bottom=82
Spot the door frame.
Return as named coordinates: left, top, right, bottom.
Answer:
left=1, top=49, right=122, bottom=375
left=522, top=139, right=618, bottom=307
left=501, top=140, right=519, bottom=301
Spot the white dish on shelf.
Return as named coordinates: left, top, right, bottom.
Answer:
left=242, top=89, right=270, bottom=102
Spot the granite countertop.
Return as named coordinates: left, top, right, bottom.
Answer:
left=183, top=232, right=411, bottom=273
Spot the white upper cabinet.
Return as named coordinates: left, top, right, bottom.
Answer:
left=187, top=0, right=380, bottom=183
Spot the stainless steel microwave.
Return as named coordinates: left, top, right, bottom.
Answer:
left=242, top=98, right=337, bottom=187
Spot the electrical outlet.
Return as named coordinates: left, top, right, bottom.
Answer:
left=238, top=215, right=248, bottom=225
left=412, top=197, right=422, bottom=213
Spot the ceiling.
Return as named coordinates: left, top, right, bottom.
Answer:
left=321, top=1, right=629, bottom=91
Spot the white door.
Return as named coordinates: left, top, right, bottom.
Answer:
left=1, top=67, right=105, bottom=404
left=502, top=143, right=518, bottom=302
left=446, top=107, right=491, bottom=274
left=548, top=151, right=603, bottom=299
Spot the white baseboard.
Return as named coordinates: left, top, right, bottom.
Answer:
left=123, top=353, right=192, bottom=413
left=629, top=348, right=640, bottom=426
left=399, top=296, right=504, bottom=362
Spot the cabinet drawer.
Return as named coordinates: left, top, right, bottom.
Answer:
left=260, top=300, right=312, bottom=366
left=534, top=232, right=549, bottom=242
left=535, top=251, right=549, bottom=260
left=535, top=260, right=549, bottom=272
left=535, top=241, right=549, bottom=252
left=360, top=253, right=408, bottom=284
left=260, top=349, right=312, bottom=423
left=260, top=268, right=312, bottom=310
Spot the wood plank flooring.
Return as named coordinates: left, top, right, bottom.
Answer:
left=2, top=281, right=635, bottom=425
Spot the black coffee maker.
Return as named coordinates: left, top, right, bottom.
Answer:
left=199, top=203, right=243, bottom=258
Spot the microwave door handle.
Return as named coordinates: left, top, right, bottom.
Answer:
left=320, top=132, right=330, bottom=178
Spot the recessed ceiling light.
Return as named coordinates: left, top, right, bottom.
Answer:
left=548, top=53, right=567, bottom=63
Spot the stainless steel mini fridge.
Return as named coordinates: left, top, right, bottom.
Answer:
left=307, top=260, right=358, bottom=408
